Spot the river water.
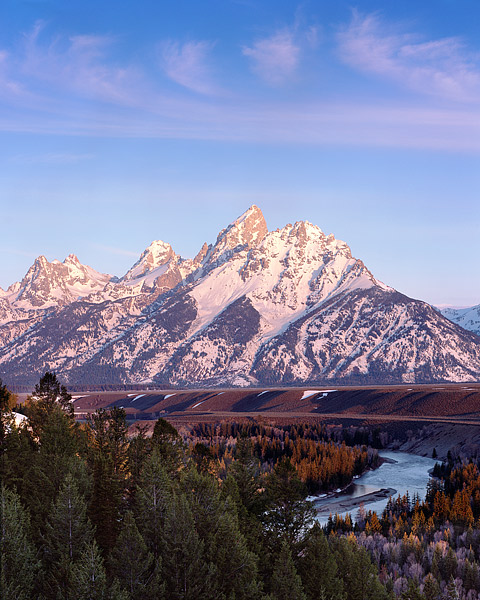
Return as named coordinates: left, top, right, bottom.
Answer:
left=315, top=450, right=438, bottom=525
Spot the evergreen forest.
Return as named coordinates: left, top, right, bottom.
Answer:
left=2, top=374, right=480, bottom=599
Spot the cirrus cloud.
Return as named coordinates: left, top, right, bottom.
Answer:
left=338, top=11, right=480, bottom=103
left=159, top=40, right=220, bottom=95
left=242, top=29, right=301, bottom=85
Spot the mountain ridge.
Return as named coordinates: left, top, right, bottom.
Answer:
left=0, top=206, right=479, bottom=387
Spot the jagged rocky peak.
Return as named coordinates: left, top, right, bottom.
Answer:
left=64, top=253, right=81, bottom=266
left=194, top=242, right=209, bottom=264
left=122, top=240, right=176, bottom=282
left=206, top=205, right=268, bottom=265
left=7, top=253, right=111, bottom=309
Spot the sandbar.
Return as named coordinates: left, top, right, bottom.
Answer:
left=314, top=487, right=397, bottom=516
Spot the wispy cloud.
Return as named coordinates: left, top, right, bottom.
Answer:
left=338, top=11, right=480, bottom=103
left=243, top=29, right=301, bottom=85
left=159, top=40, right=219, bottom=95
left=17, top=21, right=144, bottom=107
left=0, top=50, right=25, bottom=97
left=0, top=20, right=479, bottom=153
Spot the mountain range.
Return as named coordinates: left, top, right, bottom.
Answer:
left=0, top=206, right=479, bottom=387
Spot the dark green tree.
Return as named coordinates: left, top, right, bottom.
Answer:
left=191, top=442, right=213, bottom=473
left=21, top=406, right=88, bottom=542
left=422, top=574, right=441, bottom=600
left=151, top=418, right=184, bottom=473
left=87, top=408, right=128, bottom=553
left=0, top=379, right=16, bottom=463
left=134, top=451, right=173, bottom=558
left=42, top=472, right=94, bottom=599
left=299, top=524, right=344, bottom=600
left=24, top=372, right=73, bottom=435
left=446, top=576, right=460, bottom=600
left=71, top=539, right=107, bottom=600
left=180, top=467, right=224, bottom=545
left=209, top=498, right=262, bottom=600
left=161, top=492, right=214, bottom=599
left=109, top=512, right=164, bottom=600
left=270, top=540, right=306, bottom=600
left=401, top=578, right=425, bottom=600
left=0, top=485, right=41, bottom=600
left=221, top=440, right=265, bottom=560
left=331, top=537, right=389, bottom=600
left=264, top=458, right=315, bottom=548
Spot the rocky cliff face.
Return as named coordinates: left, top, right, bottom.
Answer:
left=0, top=206, right=479, bottom=386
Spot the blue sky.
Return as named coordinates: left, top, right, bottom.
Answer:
left=0, top=0, right=479, bottom=306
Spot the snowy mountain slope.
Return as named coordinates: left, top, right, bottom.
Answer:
left=440, top=305, right=480, bottom=337
left=252, top=288, right=480, bottom=385
left=0, top=206, right=479, bottom=386
left=0, top=295, right=145, bottom=382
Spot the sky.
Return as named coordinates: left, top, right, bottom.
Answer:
left=0, top=0, right=479, bottom=306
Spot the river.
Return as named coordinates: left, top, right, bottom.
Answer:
left=314, top=450, right=438, bottom=525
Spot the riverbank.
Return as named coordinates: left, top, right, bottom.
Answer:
left=314, top=486, right=397, bottom=517
left=313, top=451, right=437, bottom=523
left=310, top=454, right=396, bottom=513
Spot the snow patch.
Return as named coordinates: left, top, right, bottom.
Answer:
left=301, top=390, right=320, bottom=400
left=192, top=400, right=206, bottom=408
left=131, top=394, right=146, bottom=402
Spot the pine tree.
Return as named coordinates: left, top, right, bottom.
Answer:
left=400, top=578, right=425, bottom=600
left=270, top=540, right=306, bottom=600
left=109, top=512, right=164, bottom=600
left=422, top=575, right=440, bottom=600
left=0, top=379, right=17, bottom=470
left=0, top=485, right=41, bottom=600
left=446, top=576, right=460, bottom=600
left=0, top=420, right=36, bottom=494
left=331, top=537, right=389, bottom=600
left=71, top=539, right=107, bottom=600
left=209, top=499, right=262, bottom=600
left=151, top=418, right=184, bottom=474
left=180, top=467, right=224, bottom=546
left=42, top=472, right=94, bottom=599
left=87, top=408, right=129, bottom=553
left=299, top=524, right=344, bottom=600
left=161, top=492, right=214, bottom=600
left=134, top=451, right=173, bottom=558
left=24, top=372, right=73, bottom=436
left=89, top=453, right=121, bottom=553
left=21, top=407, right=87, bottom=543
left=264, top=458, right=315, bottom=548
left=127, top=424, right=150, bottom=494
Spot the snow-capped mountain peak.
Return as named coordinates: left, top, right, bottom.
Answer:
left=64, top=253, right=81, bottom=266
left=122, top=240, right=175, bottom=282
left=205, top=205, right=268, bottom=267
left=7, top=254, right=111, bottom=309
